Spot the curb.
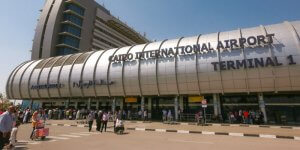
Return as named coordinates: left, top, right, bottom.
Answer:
left=46, top=123, right=300, bottom=141
left=123, top=121, right=300, bottom=130
left=126, top=127, right=300, bottom=141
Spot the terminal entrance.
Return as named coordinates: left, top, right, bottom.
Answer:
left=264, top=94, right=300, bottom=125
left=220, top=95, right=260, bottom=123
left=151, top=97, right=174, bottom=120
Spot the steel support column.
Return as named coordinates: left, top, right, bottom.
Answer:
left=213, top=94, right=221, bottom=117
left=174, top=96, right=179, bottom=121
left=258, top=93, right=267, bottom=123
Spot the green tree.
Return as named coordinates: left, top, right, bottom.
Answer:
left=0, top=93, right=13, bottom=111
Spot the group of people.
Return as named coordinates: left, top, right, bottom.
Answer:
left=86, top=110, right=109, bottom=132
left=0, top=106, right=51, bottom=149
left=162, top=109, right=174, bottom=122
left=38, top=108, right=91, bottom=120
left=0, top=106, right=20, bottom=149
left=227, top=110, right=264, bottom=124
left=86, top=110, right=124, bottom=133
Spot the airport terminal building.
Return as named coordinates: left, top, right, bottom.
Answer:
left=6, top=20, right=300, bottom=125
left=32, top=0, right=148, bottom=60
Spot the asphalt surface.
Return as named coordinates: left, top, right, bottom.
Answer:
left=9, top=121, right=300, bottom=150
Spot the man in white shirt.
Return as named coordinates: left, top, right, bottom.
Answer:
left=0, top=106, right=15, bottom=149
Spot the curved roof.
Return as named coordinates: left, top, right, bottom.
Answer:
left=6, top=21, right=300, bottom=99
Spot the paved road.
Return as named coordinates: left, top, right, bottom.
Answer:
left=12, top=123, right=300, bottom=150
left=46, top=120, right=300, bottom=137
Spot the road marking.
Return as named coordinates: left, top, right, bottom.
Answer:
left=212, top=124, right=221, bottom=126
left=177, top=130, right=189, bottom=134
left=17, top=140, right=29, bottom=143
left=107, top=129, right=114, bottom=132
left=155, top=129, right=166, bottom=132
left=294, top=136, right=300, bottom=140
left=79, top=132, right=100, bottom=134
left=48, top=140, right=57, bottom=142
left=230, top=124, right=239, bottom=127
left=60, top=134, right=81, bottom=138
left=202, top=131, right=215, bottom=135
left=136, top=128, right=146, bottom=131
left=180, top=123, right=189, bottom=125
left=78, top=125, right=85, bottom=128
left=15, top=145, right=28, bottom=148
left=64, top=124, right=71, bottom=127
left=270, top=126, right=280, bottom=129
left=229, top=133, right=243, bottom=136
left=27, top=141, right=41, bottom=145
left=47, top=136, right=70, bottom=140
left=168, top=139, right=214, bottom=144
left=259, top=134, right=276, bottom=139
left=70, top=133, right=90, bottom=136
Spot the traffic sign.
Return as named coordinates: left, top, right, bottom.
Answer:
left=202, top=99, right=207, bottom=108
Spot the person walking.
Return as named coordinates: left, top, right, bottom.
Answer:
left=76, top=110, right=80, bottom=120
left=30, top=111, right=39, bottom=140
left=101, top=111, right=108, bottom=132
left=127, top=110, right=131, bottom=120
left=0, top=106, right=15, bottom=149
left=96, top=110, right=103, bottom=131
left=167, top=110, right=172, bottom=122
left=143, top=110, right=148, bottom=121
left=162, top=109, right=167, bottom=121
left=87, top=112, right=94, bottom=132
left=243, top=110, right=249, bottom=124
left=23, top=109, right=29, bottom=123
left=8, top=121, right=20, bottom=148
left=48, top=109, right=52, bottom=120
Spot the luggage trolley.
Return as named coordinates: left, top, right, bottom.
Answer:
left=32, top=120, right=49, bottom=140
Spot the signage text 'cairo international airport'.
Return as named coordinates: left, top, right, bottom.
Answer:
left=109, top=33, right=297, bottom=70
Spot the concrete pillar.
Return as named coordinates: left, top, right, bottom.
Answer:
left=174, top=96, right=179, bottom=121
left=74, top=101, right=78, bottom=109
left=87, top=98, right=91, bottom=110
left=179, top=96, right=184, bottom=112
left=148, top=97, right=152, bottom=119
left=213, top=94, right=221, bottom=117
left=120, top=98, right=124, bottom=111
left=29, top=100, right=33, bottom=110
left=96, top=100, right=99, bottom=110
left=112, top=97, right=116, bottom=114
left=258, top=93, right=267, bottom=123
left=65, top=99, right=70, bottom=109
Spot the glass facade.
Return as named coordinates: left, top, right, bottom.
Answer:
left=59, top=35, right=80, bottom=48
left=61, top=24, right=81, bottom=37
left=63, top=14, right=83, bottom=26
left=264, top=94, right=300, bottom=125
left=65, top=3, right=85, bottom=16
left=56, top=2, right=85, bottom=56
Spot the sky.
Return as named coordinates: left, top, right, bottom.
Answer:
left=0, top=0, right=300, bottom=98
